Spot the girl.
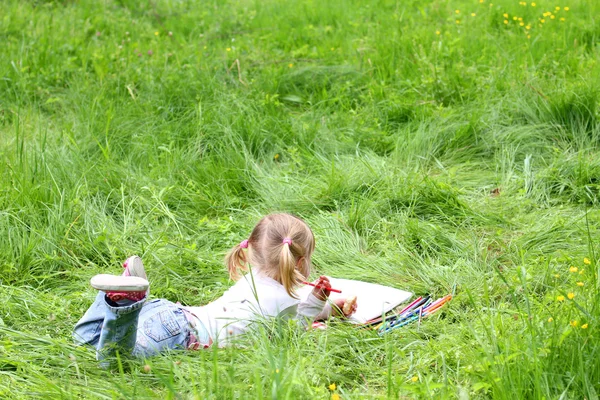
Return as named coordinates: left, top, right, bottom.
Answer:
left=73, top=213, right=357, bottom=362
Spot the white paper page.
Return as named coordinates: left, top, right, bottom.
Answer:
left=299, top=277, right=413, bottom=324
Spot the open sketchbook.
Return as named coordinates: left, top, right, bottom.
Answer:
left=298, top=278, right=412, bottom=324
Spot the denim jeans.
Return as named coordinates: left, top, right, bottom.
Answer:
left=73, top=292, right=208, bottom=362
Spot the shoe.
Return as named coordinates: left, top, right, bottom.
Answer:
left=90, top=274, right=149, bottom=303
left=122, top=255, right=147, bottom=280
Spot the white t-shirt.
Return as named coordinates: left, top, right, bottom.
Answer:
left=185, top=272, right=326, bottom=346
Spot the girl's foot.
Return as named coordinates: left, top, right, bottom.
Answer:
left=90, top=274, right=149, bottom=303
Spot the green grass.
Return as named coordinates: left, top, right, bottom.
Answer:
left=1, top=0, right=599, bottom=398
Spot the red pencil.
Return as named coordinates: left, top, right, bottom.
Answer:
left=302, top=281, right=342, bottom=293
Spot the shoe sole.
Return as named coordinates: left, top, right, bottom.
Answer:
left=124, top=256, right=147, bottom=280
left=91, top=274, right=149, bottom=292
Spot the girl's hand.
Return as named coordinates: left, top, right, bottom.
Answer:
left=332, top=297, right=358, bottom=318
left=311, top=275, right=331, bottom=301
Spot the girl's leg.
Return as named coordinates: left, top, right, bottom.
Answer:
left=96, top=295, right=146, bottom=362
left=73, top=291, right=108, bottom=347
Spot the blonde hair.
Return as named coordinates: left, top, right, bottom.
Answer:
left=225, top=213, right=315, bottom=298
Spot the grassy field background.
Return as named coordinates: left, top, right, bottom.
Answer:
left=1, top=0, right=599, bottom=398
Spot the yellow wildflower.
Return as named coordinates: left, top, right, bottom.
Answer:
left=581, top=324, right=588, bottom=329
left=275, top=369, right=279, bottom=373
left=456, top=19, right=461, bottom=24
left=577, top=282, right=584, bottom=286
left=329, top=383, right=337, bottom=391
left=567, top=292, right=575, bottom=300
left=480, top=0, right=484, bottom=3
left=570, top=320, right=578, bottom=327
left=471, top=13, right=476, bottom=17
left=584, top=257, right=591, bottom=265
left=569, top=266, right=578, bottom=273
left=555, top=6, right=560, bottom=11
left=436, top=30, right=441, bottom=35
left=579, top=269, right=584, bottom=274
left=226, top=48, right=231, bottom=52
left=513, top=16, right=518, bottom=20
left=411, top=376, right=419, bottom=382
left=503, top=13, right=509, bottom=18
left=527, top=34, right=531, bottom=39
left=526, top=25, right=531, bottom=29
left=531, top=2, right=536, bottom=6
left=560, top=17, right=565, bottom=21
left=540, top=19, right=545, bottom=23
left=520, top=22, right=525, bottom=26
left=518, top=17, right=523, bottom=21
left=548, top=317, right=554, bottom=322
left=331, top=394, right=341, bottom=400
left=557, top=295, right=565, bottom=301
left=455, top=9, right=460, bottom=14
left=564, top=7, right=569, bottom=11
left=551, top=15, right=555, bottom=19
left=504, top=20, right=509, bottom=24
left=288, top=63, right=293, bottom=68
left=154, top=31, right=159, bottom=36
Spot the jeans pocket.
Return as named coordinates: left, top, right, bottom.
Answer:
left=143, top=309, right=182, bottom=342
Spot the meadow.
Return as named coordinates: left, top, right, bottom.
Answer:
left=1, top=0, right=599, bottom=398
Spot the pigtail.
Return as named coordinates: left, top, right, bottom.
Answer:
left=280, top=241, right=303, bottom=299
left=225, top=242, right=248, bottom=281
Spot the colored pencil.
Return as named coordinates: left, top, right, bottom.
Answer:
left=302, top=281, right=342, bottom=293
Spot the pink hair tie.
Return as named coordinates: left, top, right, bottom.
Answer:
left=282, top=238, right=292, bottom=245
left=240, top=239, right=249, bottom=249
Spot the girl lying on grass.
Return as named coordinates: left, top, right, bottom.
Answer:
left=73, top=213, right=357, bottom=363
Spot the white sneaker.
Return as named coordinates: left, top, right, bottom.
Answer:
left=90, top=274, right=149, bottom=293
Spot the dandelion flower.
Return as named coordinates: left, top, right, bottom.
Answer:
left=527, top=34, right=531, bottom=38
left=584, top=257, right=591, bottom=265
left=577, top=281, right=584, bottom=286
left=504, top=20, right=509, bottom=24
left=275, top=369, right=280, bottom=373
left=226, top=47, right=231, bottom=51
left=411, top=376, right=419, bottom=382
left=480, top=0, right=484, bottom=3
left=520, top=22, right=525, bottom=26
left=503, top=13, right=509, bottom=18
left=518, top=17, right=523, bottom=21
left=551, top=15, right=555, bottom=19
left=557, top=295, right=565, bottom=301
left=154, top=31, right=159, bottom=36
left=548, top=317, right=554, bottom=322
left=526, top=24, right=531, bottom=29
left=331, top=394, right=340, bottom=400
left=329, top=383, right=337, bottom=391
left=513, top=16, right=518, bottom=20
left=559, top=17, right=565, bottom=21
left=455, top=9, right=460, bottom=14
left=569, top=266, right=578, bottom=273
left=471, top=13, right=476, bottom=17
left=436, top=30, right=441, bottom=35
left=288, top=63, right=293, bottom=68
left=456, top=19, right=461, bottom=24
left=581, top=324, right=588, bottom=329
left=540, top=19, right=545, bottom=23
left=564, top=7, right=569, bottom=11
left=570, top=320, right=578, bottom=327
left=567, top=292, right=575, bottom=299
left=555, top=6, right=560, bottom=11
left=579, top=269, right=584, bottom=274
left=531, top=2, right=536, bottom=6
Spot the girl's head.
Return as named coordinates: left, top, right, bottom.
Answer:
left=225, top=213, right=315, bottom=298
